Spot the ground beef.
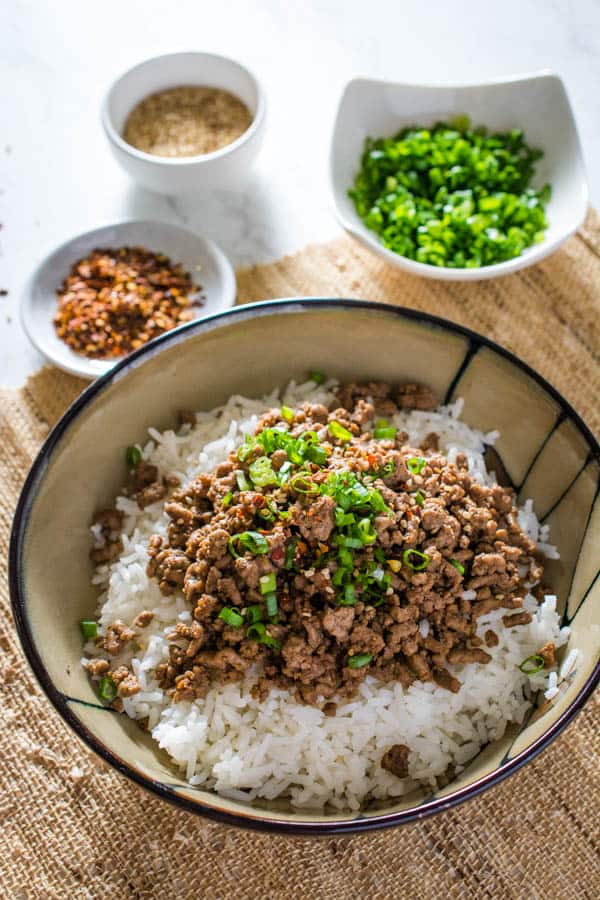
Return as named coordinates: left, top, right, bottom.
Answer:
left=381, top=743, right=410, bottom=778
left=88, top=381, right=547, bottom=719
left=90, top=508, right=123, bottom=563
left=537, top=641, right=556, bottom=668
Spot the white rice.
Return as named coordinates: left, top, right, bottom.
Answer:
left=83, top=380, right=571, bottom=811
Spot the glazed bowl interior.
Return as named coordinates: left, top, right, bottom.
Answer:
left=10, top=300, right=600, bottom=834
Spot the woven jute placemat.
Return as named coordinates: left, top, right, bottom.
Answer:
left=1, top=213, right=599, bottom=899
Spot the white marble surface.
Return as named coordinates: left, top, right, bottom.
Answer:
left=1, top=0, right=599, bottom=387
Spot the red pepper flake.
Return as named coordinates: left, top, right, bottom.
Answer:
left=53, top=246, right=203, bottom=359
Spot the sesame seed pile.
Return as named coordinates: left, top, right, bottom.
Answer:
left=123, top=86, right=253, bottom=158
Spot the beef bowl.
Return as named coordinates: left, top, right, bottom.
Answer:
left=9, top=299, right=600, bottom=834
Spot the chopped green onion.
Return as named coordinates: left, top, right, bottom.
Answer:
left=125, top=445, right=141, bottom=468
left=237, top=439, right=255, bottom=463
left=249, top=456, right=278, bottom=488
left=284, top=539, right=298, bottom=570
left=235, top=470, right=252, bottom=492
left=219, top=607, right=244, bottom=627
left=305, top=444, right=327, bottom=465
left=228, top=531, right=269, bottom=559
left=375, top=418, right=389, bottom=428
left=309, top=371, right=326, bottom=385
left=245, top=604, right=264, bottom=624
left=290, top=473, right=319, bottom=495
left=259, top=572, right=276, bottom=595
left=222, top=491, right=234, bottom=509
left=280, top=405, right=294, bottom=422
left=264, top=592, right=278, bottom=617
left=246, top=622, right=281, bottom=649
left=357, top=517, right=377, bottom=545
left=450, top=559, right=465, bottom=575
left=328, top=420, right=353, bottom=442
left=98, top=676, right=117, bottom=702
left=414, top=490, right=425, bottom=507
left=339, top=584, right=357, bottom=606
left=348, top=121, right=550, bottom=269
left=402, top=548, right=430, bottom=571
left=80, top=620, right=97, bottom=640
left=347, top=653, right=373, bottom=669
left=519, top=654, right=545, bottom=675
left=407, top=456, right=426, bottom=475
left=374, top=426, right=397, bottom=440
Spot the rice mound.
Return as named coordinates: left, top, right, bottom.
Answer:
left=83, top=379, right=570, bottom=811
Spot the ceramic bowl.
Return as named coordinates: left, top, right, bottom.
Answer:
left=21, top=219, right=236, bottom=380
left=10, top=300, right=600, bottom=834
left=102, top=52, right=266, bottom=195
left=330, top=72, right=588, bottom=281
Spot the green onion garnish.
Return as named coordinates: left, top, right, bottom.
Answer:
left=248, top=456, right=278, bottom=488
left=259, top=572, right=276, bottom=595
left=237, top=438, right=255, bottom=463
left=519, top=655, right=545, bottom=675
left=305, top=444, right=327, bottom=465
left=219, top=607, right=244, bottom=627
left=80, top=620, right=98, bottom=640
left=290, top=473, right=319, bottom=495
left=125, top=445, right=141, bottom=468
left=357, top=517, right=377, bottom=545
left=374, top=426, right=397, bottom=440
left=98, top=676, right=117, bottom=702
left=450, top=559, right=465, bottom=575
left=284, top=539, right=297, bottom=570
left=402, top=548, right=430, bottom=571
left=339, top=584, right=357, bottom=606
left=246, top=622, right=281, bottom=649
left=258, top=506, right=276, bottom=523
left=309, top=371, right=326, bottom=385
left=264, top=592, right=278, bottom=617
left=414, top=490, right=425, bottom=507
left=347, top=653, right=373, bottom=669
left=228, top=531, right=269, bottom=559
left=235, top=470, right=252, bottom=492
left=328, top=420, right=353, bottom=442
left=407, top=457, right=426, bottom=475
left=280, top=405, right=294, bottom=422
left=222, top=491, right=234, bottom=509
left=245, top=604, right=264, bottom=624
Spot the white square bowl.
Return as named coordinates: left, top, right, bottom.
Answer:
left=330, top=72, right=588, bottom=281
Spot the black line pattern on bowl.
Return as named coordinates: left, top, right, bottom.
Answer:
left=541, top=453, right=596, bottom=523
left=516, top=410, right=566, bottom=494
left=65, top=694, right=118, bottom=712
left=563, top=476, right=600, bottom=625
left=443, top=339, right=479, bottom=405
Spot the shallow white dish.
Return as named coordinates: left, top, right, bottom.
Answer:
left=102, top=52, right=266, bottom=195
left=21, top=220, right=237, bottom=379
left=330, top=71, right=588, bottom=281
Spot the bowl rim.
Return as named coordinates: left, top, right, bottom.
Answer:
left=20, top=217, right=237, bottom=380
left=9, top=297, right=600, bottom=835
left=101, top=50, right=266, bottom=167
left=329, top=70, right=589, bottom=281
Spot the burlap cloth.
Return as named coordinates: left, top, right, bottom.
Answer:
left=1, top=213, right=599, bottom=900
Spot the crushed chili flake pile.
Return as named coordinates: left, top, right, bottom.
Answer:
left=53, top=246, right=202, bottom=359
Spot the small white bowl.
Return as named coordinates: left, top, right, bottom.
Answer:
left=330, top=71, right=588, bottom=281
left=102, top=52, right=266, bottom=195
left=21, top=220, right=237, bottom=379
